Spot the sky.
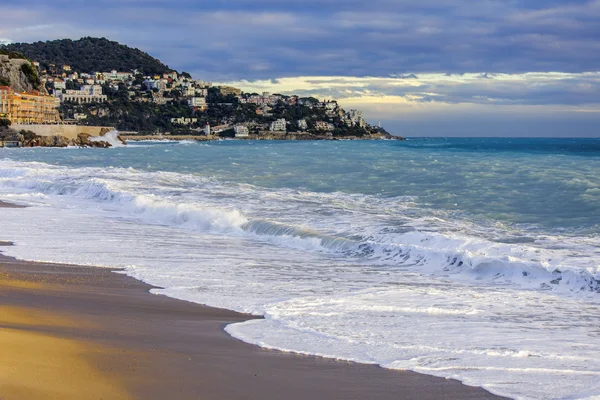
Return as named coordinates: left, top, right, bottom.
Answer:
left=1, top=0, right=599, bottom=137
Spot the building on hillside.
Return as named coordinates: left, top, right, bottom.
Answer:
left=297, top=119, right=308, bottom=131
left=344, top=109, right=366, bottom=128
left=101, top=70, right=132, bottom=82
left=0, top=86, right=60, bottom=124
left=116, top=72, right=133, bottom=81
left=270, top=118, right=287, bottom=132
left=143, top=79, right=167, bottom=91
left=195, top=88, right=208, bottom=97
left=62, top=65, right=71, bottom=71
left=58, top=85, right=107, bottom=104
left=171, top=117, right=198, bottom=126
left=234, top=125, right=249, bottom=138
left=53, top=79, right=66, bottom=91
left=315, top=121, right=335, bottom=132
left=180, top=86, right=195, bottom=97
left=246, top=92, right=283, bottom=106
left=188, top=97, right=207, bottom=111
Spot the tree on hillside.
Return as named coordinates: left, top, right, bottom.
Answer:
left=1, top=37, right=172, bottom=75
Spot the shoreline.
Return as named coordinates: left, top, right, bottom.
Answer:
left=121, top=133, right=403, bottom=142
left=0, top=201, right=505, bottom=399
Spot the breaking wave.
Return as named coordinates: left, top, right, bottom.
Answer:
left=1, top=159, right=598, bottom=297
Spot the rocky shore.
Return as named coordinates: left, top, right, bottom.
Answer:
left=0, top=129, right=122, bottom=148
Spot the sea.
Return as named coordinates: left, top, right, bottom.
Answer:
left=1, top=136, right=599, bottom=400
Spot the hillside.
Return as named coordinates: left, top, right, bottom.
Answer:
left=0, top=50, right=43, bottom=92
left=1, top=37, right=172, bottom=75
left=1, top=37, right=396, bottom=139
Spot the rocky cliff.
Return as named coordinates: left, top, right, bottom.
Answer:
left=0, top=54, right=45, bottom=93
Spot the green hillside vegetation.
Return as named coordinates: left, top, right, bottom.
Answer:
left=20, top=63, right=40, bottom=87
left=1, top=37, right=172, bottom=75
left=0, top=49, right=29, bottom=60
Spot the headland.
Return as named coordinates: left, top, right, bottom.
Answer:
left=1, top=38, right=402, bottom=147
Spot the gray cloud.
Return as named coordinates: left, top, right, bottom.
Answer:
left=2, top=0, right=599, bottom=136
left=1, top=0, right=599, bottom=80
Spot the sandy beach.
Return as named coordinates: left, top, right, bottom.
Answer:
left=0, top=201, right=506, bottom=400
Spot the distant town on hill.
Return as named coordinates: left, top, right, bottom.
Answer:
left=0, top=37, right=396, bottom=140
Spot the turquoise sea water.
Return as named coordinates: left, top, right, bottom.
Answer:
left=7, top=138, right=600, bottom=230
left=1, top=137, right=600, bottom=399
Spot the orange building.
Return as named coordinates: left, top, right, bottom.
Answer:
left=0, top=86, right=60, bottom=124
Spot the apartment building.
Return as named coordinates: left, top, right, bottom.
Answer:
left=0, top=86, right=60, bottom=124
left=270, top=118, right=287, bottom=132
left=58, top=85, right=107, bottom=104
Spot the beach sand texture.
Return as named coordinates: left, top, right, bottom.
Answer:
left=0, top=202, right=505, bottom=400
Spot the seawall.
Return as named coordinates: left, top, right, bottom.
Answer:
left=11, top=125, right=115, bottom=140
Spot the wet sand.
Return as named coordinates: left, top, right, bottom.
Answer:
left=0, top=204, right=506, bottom=400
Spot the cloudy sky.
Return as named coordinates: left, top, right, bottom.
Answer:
left=2, top=0, right=599, bottom=136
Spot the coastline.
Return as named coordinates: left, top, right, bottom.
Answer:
left=120, top=133, right=403, bottom=142
left=0, top=203, right=505, bottom=399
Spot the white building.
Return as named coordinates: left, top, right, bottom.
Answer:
left=188, top=97, right=207, bottom=110
left=59, top=85, right=107, bottom=104
left=297, top=119, right=308, bottom=131
left=270, top=118, right=287, bottom=132
left=171, top=117, right=198, bottom=125
left=101, top=70, right=132, bottom=82
left=53, top=79, right=66, bottom=91
left=81, top=85, right=103, bottom=96
left=234, top=125, right=250, bottom=138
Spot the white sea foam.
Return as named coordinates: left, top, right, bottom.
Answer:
left=89, top=130, right=125, bottom=147
left=1, top=158, right=600, bottom=400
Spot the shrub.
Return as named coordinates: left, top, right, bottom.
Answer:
left=21, top=63, right=40, bottom=87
